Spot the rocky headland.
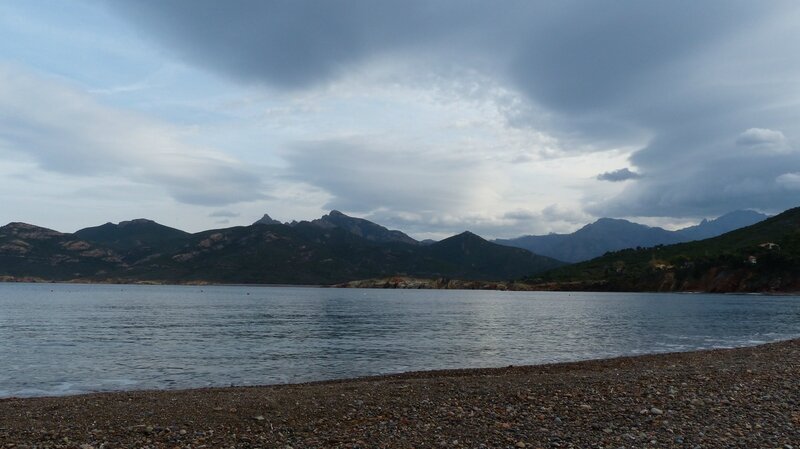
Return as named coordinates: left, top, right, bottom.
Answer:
left=333, top=276, right=538, bottom=291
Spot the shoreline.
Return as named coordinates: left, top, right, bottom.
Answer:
left=2, top=340, right=798, bottom=447
left=2, top=338, right=793, bottom=401
left=4, top=278, right=800, bottom=295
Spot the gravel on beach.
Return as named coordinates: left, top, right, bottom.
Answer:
left=1, top=340, right=798, bottom=448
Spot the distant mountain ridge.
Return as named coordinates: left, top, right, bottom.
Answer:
left=532, top=207, right=800, bottom=293
left=254, top=210, right=418, bottom=245
left=0, top=211, right=562, bottom=284
left=0, top=208, right=773, bottom=286
left=673, top=210, right=768, bottom=241
left=308, top=210, right=419, bottom=245
left=495, top=210, right=768, bottom=263
left=75, top=219, right=189, bottom=249
left=74, top=219, right=192, bottom=265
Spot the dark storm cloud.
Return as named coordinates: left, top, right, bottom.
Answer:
left=507, top=2, right=759, bottom=114
left=109, top=1, right=800, bottom=218
left=109, top=0, right=473, bottom=89
left=595, top=138, right=800, bottom=218
left=597, top=168, right=641, bottom=182
left=109, top=1, right=761, bottom=111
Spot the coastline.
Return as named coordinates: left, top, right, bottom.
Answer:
left=2, top=340, right=798, bottom=448
left=4, top=276, right=800, bottom=294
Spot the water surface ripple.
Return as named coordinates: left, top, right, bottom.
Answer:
left=1, top=283, right=799, bottom=397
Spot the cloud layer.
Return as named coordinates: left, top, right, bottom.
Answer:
left=107, top=1, right=800, bottom=222
left=0, top=65, right=265, bottom=206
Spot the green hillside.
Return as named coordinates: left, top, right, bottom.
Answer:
left=530, top=207, right=800, bottom=292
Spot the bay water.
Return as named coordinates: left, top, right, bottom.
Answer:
left=1, top=283, right=799, bottom=397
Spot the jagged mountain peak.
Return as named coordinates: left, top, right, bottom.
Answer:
left=311, top=210, right=418, bottom=245
left=253, top=213, right=282, bottom=226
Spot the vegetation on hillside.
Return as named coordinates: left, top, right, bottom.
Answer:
left=529, top=207, right=800, bottom=292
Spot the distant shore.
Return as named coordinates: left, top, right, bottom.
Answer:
left=3, top=276, right=800, bottom=293
left=2, top=340, right=798, bottom=448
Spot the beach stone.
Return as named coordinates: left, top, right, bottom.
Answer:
left=2, top=340, right=800, bottom=448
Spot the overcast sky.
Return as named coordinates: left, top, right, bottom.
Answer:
left=2, top=1, right=798, bottom=239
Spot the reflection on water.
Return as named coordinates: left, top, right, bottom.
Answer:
left=1, top=283, right=799, bottom=397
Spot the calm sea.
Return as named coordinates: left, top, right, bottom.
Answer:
left=1, top=283, right=799, bottom=397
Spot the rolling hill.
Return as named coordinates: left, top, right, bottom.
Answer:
left=0, top=222, right=124, bottom=280
left=74, top=219, right=191, bottom=264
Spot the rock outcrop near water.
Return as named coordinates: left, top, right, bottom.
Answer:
left=335, top=276, right=539, bottom=291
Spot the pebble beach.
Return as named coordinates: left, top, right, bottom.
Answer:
left=1, top=340, right=798, bottom=448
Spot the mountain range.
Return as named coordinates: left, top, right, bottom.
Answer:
left=0, top=212, right=561, bottom=284
left=494, top=210, right=768, bottom=263
left=0, top=208, right=784, bottom=289
left=531, top=207, right=800, bottom=293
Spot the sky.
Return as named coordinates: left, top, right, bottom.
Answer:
left=1, top=1, right=799, bottom=240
